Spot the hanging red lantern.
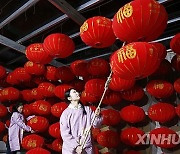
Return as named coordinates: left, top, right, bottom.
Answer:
left=80, top=90, right=100, bottom=104
left=26, top=147, right=50, bottom=154
left=38, top=82, right=55, bottom=97
left=1, top=87, right=20, bottom=101
left=150, top=127, right=179, bottom=148
left=0, top=65, right=6, bottom=79
left=27, top=116, right=49, bottom=132
left=43, top=33, right=75, bottom=58
left=101, top=109, right=121, bottom=126
left=23, top=104, right=32, bottom=117
left=171, top=54, right=180, bottom=72
left=146, top=80, right=174, bottom=98
left=21, top=90, right=34, bottom=102
left=120, top=85, right=144, bottom=102
left=51, top=102, right=68, bottom=118
left=97, top=130, right=119, bottom=148
left=112, top=0, right=168, bottom=42
left=87, top=58, right=110, bottom=76
left=70, top=60, right=89, bottom=77
left=32, top=76, right=47, bottom=85
left=150, top=42, right=167, bottom=61
left=0, top=121, right=5, bottom=134
left=120, top=127, right=145, bottom=146
left=6, top=72, right=19, bottom=85
left=54, top=84, right=73, bottom=99
left=45, top=66, right=58, bottom=81
left=176, top=104, right=180, bottom=117
left=22, top=134, right=44, bottom=150
left=31, top=88, right=44, bottom=100
left=49, top=122, right=61, bottom=138
left=31, top=100, right=51, bottom=115
left=80, top=16, right=116, bottom=48
left=56, top=66, right=75, bottom=82
left=92, top=127, right=101, bottom=141
left=70, top=79, right=85, bottom=92
left=102, top=91, right=122, bottom=106
left=120, top=105, right=145, bottom=123
left=85, top=79, right=106, bottom=97
left=174, top=78, right=180, bottom=93
left=13, top=67, right=31, bottom=82
left=26, top=43, right=53, bottom=64
left=148, top=103, right=176, bottom=123
left=109, top=74, right=135, bottom=91
left=110, top=42, right=160, bottom=80
left=170, top=33, right=180, bottom=54
left=52, top=138, right=63, bottom=152
left=24, top=61, right=45, bottom=75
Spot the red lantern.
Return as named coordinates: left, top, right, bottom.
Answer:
left=171, top=54, right=180, bottom=72
left=31, top=88, right=44, bottom=101
left=6, top=72, right=19, bottom=85
left=80, top=16, right=116, bottom=48
left=70, top=60, right=89, bottom=77
left=112, top=0, right=168, bottom=42
left=0, top=65, right=6, bottom=79
left=176, top=104, right=180, bottom=117
left=102, top=91, right=122, bottom=106
left=120, top=127, right=145, bottom=146
left=26, top=147, right=50, bottom=154
left=38, top=82, right=55, bottom=97
left=92, top=127, right=101, bottom=141
left=1, top=87, right=20, bottom=101
left=170, top=33, right=180, bottom=54
left=32, top=76, right=47, bottom=85
left=109, top=74, right=135, bottom=91
left=87, top=58, right=110, bottom=76
left=120, top=105, right=145, bottom=123
left=146, top=80, right=174, bottom=98
left=54, top=84, right=73, bottom=99
left=21, top=90, right=34, bottom=102
left=85, top=79, right=106, bottom=97
left=101, top=109, right=121, bottom=126
left=80, top=90, right=100, bottom=104
left=150, top=127, right=179, bottom=148
left=31, top=100, right=51, bottom=115
left=0, top=121, right=5, bottom=134
left=24, top=61, right=45, bottom=75
left=120, top=85, right=144, bottom=102
left=27, top=116, right=49, bottom=132
left=148, top=103, right=176, bottom=123
left=26, top=43, right=53, bottom=64
left=13, top=67, right=31, bottom=82
left=43, top=33, right=75, bottom=58
left=52, top=138, right=63, bottom=152
left=56, top=66, right=75, bottom=82
left=174, top=78, right=180, bottom=93
left=51, top=102, right=68, bottom=118
left=110, top=42, right=160, bottom=80
left=97, top=130, right=119, bottom=148
left=48, top=122, right=61, bottom=138
left=23, top=104, right=32, bottom=117
left=22, top=134, right=44, bottom=150
left=45, top=66, right=58, bottom=81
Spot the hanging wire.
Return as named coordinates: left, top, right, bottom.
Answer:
left=0, top=0, right=13, bottom=12
left=33, top=4, right=36, bottom=15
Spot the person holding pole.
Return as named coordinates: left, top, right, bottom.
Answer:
left=60, top=88, right=103, bottom=154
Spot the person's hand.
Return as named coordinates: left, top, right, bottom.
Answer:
left=75, top=145, right=83, bottom=154
left=31, top=130, right=35, bottom=133
left=95, top=107, right=101, bottom=117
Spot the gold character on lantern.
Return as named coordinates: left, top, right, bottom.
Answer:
left=117, top=45, right=136, bottom=63
left=153, top=83, right=164, bottom=89
left=30, top=117, right=38, bottom=124
left=39, top=104, right=47, bottom=111
left=27, top=139, right=37, bottom=148
left=117, top=3, right=133, bottom=23
left=80, top=21, right=88, bottom=34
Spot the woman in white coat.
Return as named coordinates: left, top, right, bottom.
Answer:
left=8, top=102, right=34, bottom=154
